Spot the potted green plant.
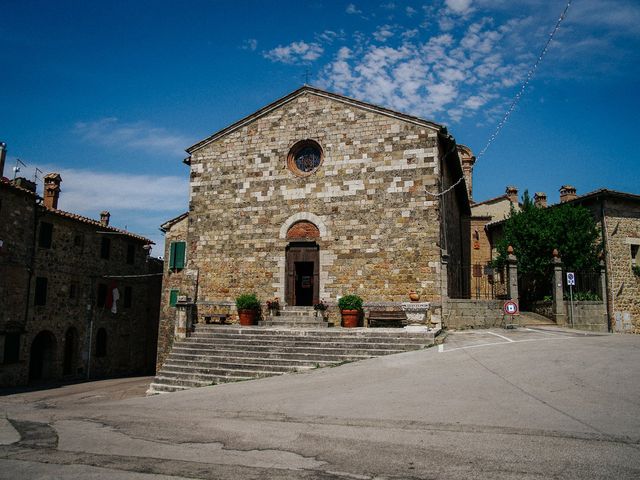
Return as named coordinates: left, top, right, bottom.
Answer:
left=338, top=294, right=363, bottom=328
left=236, top=293, right=261, bottom=326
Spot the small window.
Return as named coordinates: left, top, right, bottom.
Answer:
left=126, top=244, right=135, bottom=264
left=169, top=289, right=179, bottom=307
left=69, top=283, right=77, bottom=299
left=34, top=277, right=48, bottom=306
left=96, top=283, right=108, bottom=308
left=95, top=328, right=107, bottom=357
left=631, top=244, right=639, bottom=266
left=100, top=237, right=111, bottom=259
left=124, top=286, right=132, bottom=308
left=38, top=222, right=53, bottom=249
left=169, top=241, right=186, bottom=270
left=3, top=333, right=20, bottom=364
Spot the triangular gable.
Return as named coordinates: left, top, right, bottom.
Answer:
left=186, top=85, right=444, bottom=155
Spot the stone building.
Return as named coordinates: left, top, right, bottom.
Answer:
left=484, top=185, right=640, bottom=333
left=0, top=156, right=162, bottom=387
left=157, top=86, right=471, bottom=367
left=468, top=185, right=520, bottom=299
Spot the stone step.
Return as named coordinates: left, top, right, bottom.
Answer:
left=149, top=325, right=436, bottom=394
left=164, top=356, right=338, bottom=369
left=159, top=367, right=293, bottom=381
left=190, top=327, right=433, bottom=340
left=162, top=362, right=314, bottom=375
left=189, top=327, right=434, bottom=343
left=168, top=349, right=402, bottom=363
left=177, top=338, right=423, bottom=350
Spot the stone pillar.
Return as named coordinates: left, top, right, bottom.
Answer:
left=440, top=250, right=449, bottom=301
left=599, top=258, right=609, bottom=330
left=174, top=296, right=193, bottom=339
left=506, top=246, right=518, bottom=302
left=552, top=249, right=567, bottom=325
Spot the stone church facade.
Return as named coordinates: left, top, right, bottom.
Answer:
left=157, top=86, right=470, bottom=366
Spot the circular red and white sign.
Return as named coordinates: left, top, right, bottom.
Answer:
left=503, top=300, right=519, bottom=315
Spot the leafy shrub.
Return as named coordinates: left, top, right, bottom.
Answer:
left=338, top=294, right=363, bottom=311
left=236, top=293, right=261, bottom=311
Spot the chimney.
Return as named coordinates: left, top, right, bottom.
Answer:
left=559, top=185, right=577, bottom=203
left=43, top=173, right=62, bottom=209
left=0, top=142, right=6, bottom=178
left=457, top=145, right=476, bottom=201
left=534, top=192, right=547, bottom=208
left=100, top=211, right=111, bottom=227
left=505, top=186, right=519, bottom=204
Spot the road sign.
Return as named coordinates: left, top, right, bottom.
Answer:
left=567, top=272, right=575, bottom=286
left=503, top=300, right=519, bottom=316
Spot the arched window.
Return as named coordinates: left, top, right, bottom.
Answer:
left=95, top=328, right=107, bottom=357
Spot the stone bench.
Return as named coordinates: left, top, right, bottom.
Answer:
left=368, top=310, right=407, bottom=328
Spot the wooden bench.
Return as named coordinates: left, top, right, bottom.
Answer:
left=367, top=310, right=407, bottom=328
left=203, top=314, right=229, bottom=325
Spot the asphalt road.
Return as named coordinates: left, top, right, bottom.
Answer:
left=1, top=327, right=639, bottom=479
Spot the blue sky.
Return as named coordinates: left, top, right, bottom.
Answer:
left=2, top=0, right=639, bottom=254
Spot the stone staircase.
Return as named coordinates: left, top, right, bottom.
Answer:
left=147, top=325, right=435, bottom=394
left=259, top=306, right=328, bottom=327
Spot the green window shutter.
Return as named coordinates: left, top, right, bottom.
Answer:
left=169, top=289, right=179, bottom=307
left=169, top=242, right=177, bottom=269
left=174, top=242, right=186, bottom=269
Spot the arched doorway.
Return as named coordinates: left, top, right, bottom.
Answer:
left=285, top=221, right=320, bottom=306
left=29, top=331, right=57, bottom=381
left=63, top=327, right=78, bottom=376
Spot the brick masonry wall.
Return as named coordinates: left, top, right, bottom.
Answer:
left=186, top=91, right=452, bottom=309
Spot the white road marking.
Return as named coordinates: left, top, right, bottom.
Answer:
left=485, top=331, right=515, bottom=342
left=438, top=344, right=444, bottom=353
left=441, top=336, right=574, bottom=353
left=521, top=327, right=565, bottom=336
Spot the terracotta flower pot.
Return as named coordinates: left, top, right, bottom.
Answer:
left=341, top=309, right=359, bottom=328
left=238, top=309, right=257, bottom=326
left=409, top=290, right=420, bottom=302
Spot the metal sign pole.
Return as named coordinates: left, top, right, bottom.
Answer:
left=569, top=284, right=574, bottom=328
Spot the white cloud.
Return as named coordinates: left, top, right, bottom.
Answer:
left=34, top=165, right=189, bottom=253
left=318, top=16, right=532, bottom=124
left=381, top=2, right=396, bottom=9
left=346, top=3, right=362, bottom=15
left=241, top=38, right=258, bottom=51
left=373, top=25, right=394, bottom=42
left=445, top=0, right=474, bottom=15
left=405, top=6, right=417, bottom=17
left=263, top=41, right=324, bottom=64
left=315, top=30, right=345, bottom=44
left=73, top=118, right=191, bottom=157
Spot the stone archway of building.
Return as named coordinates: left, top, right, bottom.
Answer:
left=285, top=242, right=320, bottom=306
left=63, top=327, right=78, bottom=376
left=285, top=220, right=321, bottom=307
left=29, top=330, right=58, bottom=382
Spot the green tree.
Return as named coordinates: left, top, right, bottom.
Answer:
left=493, top=191, right=601, bottom=299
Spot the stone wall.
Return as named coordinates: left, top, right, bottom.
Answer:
left=186, top=90, right=458, bottom=308
left=601, top=198, right=640, bottom=333
left=156, top=214, right=193, bottom=369
left=561, top=301, right=607, bottom=332
left=0, top=182, right=36, bottom=386
left=444, top=299, right=505, bottom=329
